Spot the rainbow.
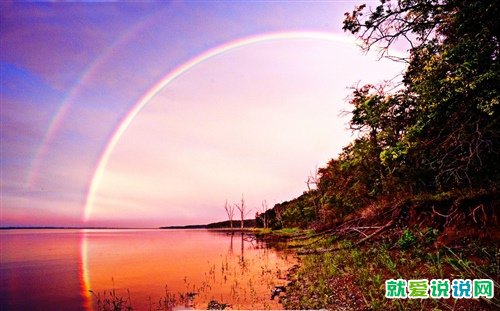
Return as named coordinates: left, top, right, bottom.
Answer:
left=79, top=231, right=93, bottom=310
left=26, top=9, right=166, bottom=190
left=83, top=31, right=359, bottom=221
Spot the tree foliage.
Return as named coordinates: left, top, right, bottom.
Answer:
left=256, top=0, right=499, bottom=229
left=344, top=0, right=499, bottom=191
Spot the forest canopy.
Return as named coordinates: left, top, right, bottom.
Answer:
left=256, top=0, right=499, bottom=229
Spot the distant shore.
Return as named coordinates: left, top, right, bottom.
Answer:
left=160, top=218, right=256, bottom=230
left=0, top=226, right=155, bottom=230
left=1, top=219, right=257, bottom=231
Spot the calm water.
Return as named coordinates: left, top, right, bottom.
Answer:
left=0, top=229, right=295, bottom=310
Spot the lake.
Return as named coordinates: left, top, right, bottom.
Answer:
left=0, top=229, right=295, bottom=310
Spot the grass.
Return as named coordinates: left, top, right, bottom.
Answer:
left=89, top=233, right=293, bottom=310
left=283, top=227, right=500, bottom=310
left=253, top=227, right=310, bottom=238
left=87, top=227, right=498, bottom=310
left=90, top=288, right=133, bottom=311
left=91, top=285, right=233, bottom=311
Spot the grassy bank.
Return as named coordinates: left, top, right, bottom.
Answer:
left=87, top=225, right=497, bottom=310
left=277, top=228, right=499, bottom=310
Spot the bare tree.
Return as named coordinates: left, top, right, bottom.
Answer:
left=274, top=203, right=283, bottom=228
left=224, top=200, right=235, bottom=230
left=235, top=194, right=251, bottom=229
left=259, top=200, right=269, bottom=228
left=305, top=166, right=319, bottom=191
left=306, top=167, right=321, bottom=216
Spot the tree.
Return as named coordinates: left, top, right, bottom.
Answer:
left=224, top=200, right=235, bottom=230
left=262, top=0, right=499, bottom=231
left=343, top=0, right=500, bottom=191
left=259, top=200, right=269, bottom=228
left=347, top=83, right=418, bottom=193
left=343, top=0, right=448, bottom=59
left=273, top=202, right=284, bottom=229
left=305, top=167, right=321, bottom=216
left=235, top=195, right=251, bottom=229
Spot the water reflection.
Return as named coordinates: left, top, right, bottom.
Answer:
left=80, top=229, right=294, bottom=310
left=0, top=230, right=87, bottom=310
left=0, top=229, right=293, bottom=310
left=79, top=230, right=92, bottom=310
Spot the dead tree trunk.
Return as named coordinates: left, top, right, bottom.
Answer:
left=235, top=195, right=250, bottom=230
left=260, top=200, right=269, bottom=228
left=224, top=200, right=235, bottom=230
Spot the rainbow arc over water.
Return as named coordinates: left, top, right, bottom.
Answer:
left=83, top=31, right=359, bottom=222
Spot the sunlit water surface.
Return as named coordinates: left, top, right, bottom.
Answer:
left=0, top=229, right=295, bottom=310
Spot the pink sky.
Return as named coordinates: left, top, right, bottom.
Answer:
left=1, top=2, right=407, bottom=227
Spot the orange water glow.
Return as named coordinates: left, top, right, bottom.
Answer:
left=79, top=230, right=93, bottom=310
left=79, top=229, right=295, bottom=310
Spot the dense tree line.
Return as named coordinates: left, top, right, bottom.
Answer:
left=257, top=0, right=499, bottom=229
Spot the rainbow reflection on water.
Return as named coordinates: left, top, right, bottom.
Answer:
left=78, top=229, right=294, bottom=310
